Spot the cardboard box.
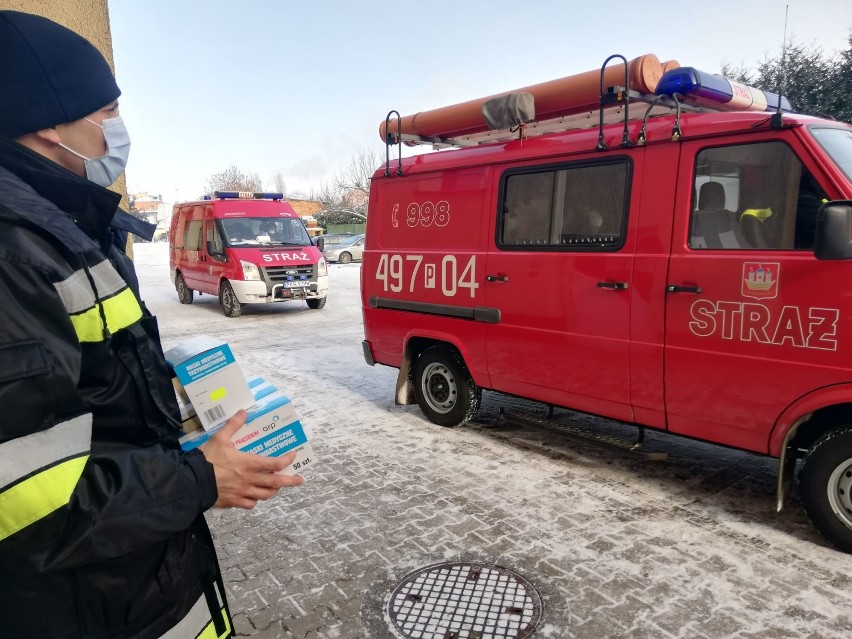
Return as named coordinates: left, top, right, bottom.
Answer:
left=179, top=387, right=316, bottom=476
left=164, top=336, right=254, bottom=431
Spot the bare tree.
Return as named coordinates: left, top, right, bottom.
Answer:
left=203, top=164, right=263, bottom=194
left=313, top=148, right=384, bottom=227
left=333, top=147, right=384, bottom=199
left=270, top=171, right=287, bottom=196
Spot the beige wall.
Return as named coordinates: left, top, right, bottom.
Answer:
left=2, top=1, right=131, bottom=249
left=0, top=0, right=113, bottom=61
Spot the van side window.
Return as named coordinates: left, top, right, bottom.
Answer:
left=205, top=220, right=224, bottom=255
left=690, top=141, right=826, bottom=250
left=184, top=220, right=203, bottom=251
left=499, top=160, right=628, bottom=250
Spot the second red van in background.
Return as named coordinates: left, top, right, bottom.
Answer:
left=169, top=191, right=329, bottom=317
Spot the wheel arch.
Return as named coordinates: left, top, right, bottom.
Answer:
left=770, top=383, right=852, bottom=512
left=770, top=384, right=852, bottom=457
left=393, top=331, right=487, bottom=406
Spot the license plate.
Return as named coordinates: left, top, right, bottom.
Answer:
left=282, top=281, right=306, bottom=288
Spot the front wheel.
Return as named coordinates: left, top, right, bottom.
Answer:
left=412, top=346, right=480, bottom=427
left=220, top=281, right=243, bottom=318
left=306, top=296, right=327, bottom=309
left=339, top=252, right=352, bottom=265
left=175, top=273, right=193, bottom=304
left=799, top=427, right=852, bottom=552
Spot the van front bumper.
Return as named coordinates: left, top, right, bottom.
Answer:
left=229, top=275, right=329, bottom=304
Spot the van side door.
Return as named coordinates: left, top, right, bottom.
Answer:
left=180, top=207, right=205, bottom=290
left=197, top=215, right=226, bottom=294
left=484, top=154, right=639, bottom=422
left=664, top=133, right=846, bottom=453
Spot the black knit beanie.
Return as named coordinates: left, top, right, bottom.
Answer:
left=0, top=10, right=121, bottom=138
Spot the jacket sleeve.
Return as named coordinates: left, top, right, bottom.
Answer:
left=0, top=248, right=218, bottom=573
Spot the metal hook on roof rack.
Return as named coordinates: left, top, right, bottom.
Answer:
left=384, top=110, right=403, bottom=177
left=597, top=54, right=631, bottom=151
left=636, top=92, right=683, bottom=145
left=669, top=93, right=683, bottom=141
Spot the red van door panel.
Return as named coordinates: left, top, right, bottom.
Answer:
left=361, top=168, right=493, bottom=382
left=195, top=217, right=225, bottom=294
left=628, top=144, right=680, bottom=429
left=484, top=155, right=639, bottom=422
left=664, top=134, right=851, bottom=453
left=180, top=211, right=205, bottom=290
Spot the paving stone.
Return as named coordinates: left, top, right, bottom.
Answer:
left=142, top=266, right=852, bottom=639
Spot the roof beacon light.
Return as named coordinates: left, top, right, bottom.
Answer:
left=214, top=191, right=284, bottom=201
left=655, top=67, right=793, bottom=113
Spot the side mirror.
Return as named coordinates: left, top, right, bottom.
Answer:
left=316, top=237, right=325, bottom=252
left=206, top=240, right=224, bottom=258
left=814, top=201, right=852, bottom=260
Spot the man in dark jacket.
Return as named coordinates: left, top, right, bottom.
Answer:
left=0, top=11, right=304, bottom=638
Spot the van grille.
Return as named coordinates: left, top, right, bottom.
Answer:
left=263, top=264, right=315, bottom=283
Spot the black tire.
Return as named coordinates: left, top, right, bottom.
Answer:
left=799, top=427, right=852, bottom=552
left=339, top=252, right=352, bottom=265
left=412, top=346, right=480, bottom=427
left=307, top=296, right=327, bottom=309
left=175, top=273, right=193, bottom=304
left=220, top=281, right=243, bottom=318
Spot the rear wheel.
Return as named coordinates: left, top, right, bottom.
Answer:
left=799, top=427, right=852, bottom=552
left=220, top=281, right=242, bottom=318
left=307, top=296, right=327, bottom=309
left=413, top=346, right=480, bottom=427
left=175, top=273, right=193, bottom=304
left=339, top=252, right=352, bottom=265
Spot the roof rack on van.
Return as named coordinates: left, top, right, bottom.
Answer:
left=380, top=54, right=796, bottom=171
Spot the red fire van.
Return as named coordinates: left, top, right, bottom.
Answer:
left=361, top=55, right=852, bottom=550
left=169, top=191, right=328, bottom=317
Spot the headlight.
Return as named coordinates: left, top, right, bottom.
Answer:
left=317, top=257, right=328, bottom=277
left=240, top=260, right=261, bottom=280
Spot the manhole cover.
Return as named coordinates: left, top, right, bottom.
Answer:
left=387, top=562, right=542, bottom=639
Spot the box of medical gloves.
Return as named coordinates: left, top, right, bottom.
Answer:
left=164, top=336, right=254, bottom=431
left=179, top=385, right=316, bottom=476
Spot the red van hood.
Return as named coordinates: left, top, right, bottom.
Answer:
left=229, top=246, right=321, bottom=265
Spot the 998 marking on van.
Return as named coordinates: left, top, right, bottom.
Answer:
left=375, top=253, right=479, bottom=298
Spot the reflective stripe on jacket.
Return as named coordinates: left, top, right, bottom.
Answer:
left=0, top=137, right=231, bottom=639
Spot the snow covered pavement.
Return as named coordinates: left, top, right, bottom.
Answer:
left=134, top=242, right=852, bottom=638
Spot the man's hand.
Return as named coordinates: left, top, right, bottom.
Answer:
left=200, top=409, right=304, bottom=509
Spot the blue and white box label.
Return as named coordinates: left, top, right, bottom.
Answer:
left=179, top=388, right=316, bottom=475
left=164, top=336, right=255, bottom=431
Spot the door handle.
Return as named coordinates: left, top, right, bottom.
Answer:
left=486, top=274, right=509, bottom=283
left=597, top=281, right=628, bottom=290
left=666, top=284, right=702, bottom=294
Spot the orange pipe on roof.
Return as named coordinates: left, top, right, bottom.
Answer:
left=661, top=59, right=681, bottom=73
left=380, top=54, right=665, bottom=142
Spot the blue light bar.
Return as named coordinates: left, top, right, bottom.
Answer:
left=213, top=191, right=284, bottom=200
left=655, top=67, right=793, bottom=113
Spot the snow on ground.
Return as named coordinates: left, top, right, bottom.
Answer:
left=132, top=241, right=852, bottom=638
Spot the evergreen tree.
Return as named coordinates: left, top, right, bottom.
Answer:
left=720, top=32, right=852, bottom=122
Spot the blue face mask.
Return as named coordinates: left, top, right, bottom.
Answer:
left=59, top=116, right=131, bottom=187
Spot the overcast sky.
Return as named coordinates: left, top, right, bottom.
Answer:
left=107, top=0, right=851, bottom=203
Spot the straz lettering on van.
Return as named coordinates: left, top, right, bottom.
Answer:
left=262, top=252, right=311, bottom=262
left=375, top=253, right=479, bottom=298
left=688, top=301, right=839, bottom=351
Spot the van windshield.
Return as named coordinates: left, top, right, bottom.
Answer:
left=220, top=217, right=312, bottom=247
left=809, top=126, right=852, bottom=182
